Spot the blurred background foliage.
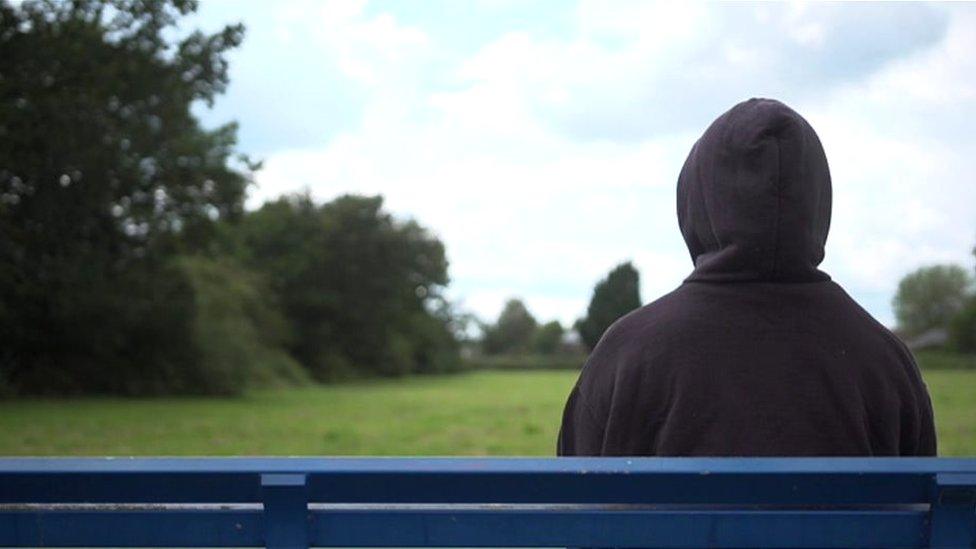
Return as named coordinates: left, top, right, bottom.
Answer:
left=0, top=0, right=607, bottom=397
left=893, top=259, right=976, bottom=357
left=1, top=0, right=974, bottom=401
left=0, top=0, right=471, bottom=395
left=0, top=0, right=253, bottom=395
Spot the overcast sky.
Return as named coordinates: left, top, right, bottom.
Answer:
left=189, top=1, right=976, bottom=328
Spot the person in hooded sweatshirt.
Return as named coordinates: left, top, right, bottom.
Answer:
left=557, top=98, right=937, bottom=457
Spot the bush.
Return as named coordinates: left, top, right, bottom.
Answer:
left=177, top=256, right=307, bottom=395
left=949, top=297, right=976, bottom=354
left=406, top=310, right=463, bottom=374
left=531, top=321, right=564, bottom=355
left=0, top=258, right=199, bottom=396
left=0, top=254, right=308, bottom=397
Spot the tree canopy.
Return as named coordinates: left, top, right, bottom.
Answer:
left=0, top=0, right=255, bottom=394
left=482, top=298, right=538, bottom=355
left=893, top=264, right=973, bottom=337
left=233, top=194, right=459, bottom=381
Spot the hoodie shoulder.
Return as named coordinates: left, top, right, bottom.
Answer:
left=596, top=287, right=680, bottom=346
left=825, top=282, right=914, bottom=355
left=592, top=280, right=917, bottom=375
left=827, top=282, right=929, bottom=379
left=571, top=287, right=688, bottom=426
left=598, top=283, right=722, bottom=345
left=582, top=285, right=696, bottom=375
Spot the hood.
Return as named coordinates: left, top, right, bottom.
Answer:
left=677, top=98, right=832, bottom=283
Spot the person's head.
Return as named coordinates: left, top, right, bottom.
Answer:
left=677, top=98, right=832, bottom=283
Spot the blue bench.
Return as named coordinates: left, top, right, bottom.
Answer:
left=1, top=457, right=974, bottom=548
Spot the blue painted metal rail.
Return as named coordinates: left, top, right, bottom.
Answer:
left=1, top=457, right=975, bottom=548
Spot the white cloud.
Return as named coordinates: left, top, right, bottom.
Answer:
left=809, top=7, right=976, bottom=317
left=452, top=2, right=949, bottom=143
left=276, top=0, right=430, bottom=87
left=240, top=1, right=974, bottom=328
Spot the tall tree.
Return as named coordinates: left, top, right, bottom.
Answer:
left=0, top=0, right=249, bottom=394
left=575, top=262, right=641, bottom=350
left=482, top=299, right=538, bottom=355
left=893, top=264, right=973, bottom=337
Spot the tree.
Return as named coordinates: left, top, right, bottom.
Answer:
left=893, top=265, right=973, bottom=337
left=175, top=256, right=306, bottom=394
left=233, top=194, right=459, bottom=380
left=531, top=320, right=564, bottom=355
left=575, top=262, right=641, bottom=350
left=949, top=297, right=976, bottom=354
left=482, top=299, right=538, bottom=355
left=949, top=245, right=976, bottom=353
left=0, top=0, right=251, bottom=394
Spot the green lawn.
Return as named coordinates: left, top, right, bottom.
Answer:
left=0, top=369, right=973, bottom=456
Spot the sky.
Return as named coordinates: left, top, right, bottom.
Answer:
left=188, top=1, right=976, bottom=328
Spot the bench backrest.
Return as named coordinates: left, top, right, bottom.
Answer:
left=1, top=457, right=975, bottom=548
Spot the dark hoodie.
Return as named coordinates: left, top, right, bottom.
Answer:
left=558, top=98, right=937, bottom=457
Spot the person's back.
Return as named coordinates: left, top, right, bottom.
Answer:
left=558, top=98, right=937, bottom=457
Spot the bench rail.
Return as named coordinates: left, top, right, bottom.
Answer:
left=1, top=457, right=974, bottom=548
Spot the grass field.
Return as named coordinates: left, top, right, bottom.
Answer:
left=1, top=368, right=973, bottom=456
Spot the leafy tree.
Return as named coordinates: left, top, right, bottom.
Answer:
left=0, top=0, right=250, bottom=394
left=531, top=320, right=565, bottom=355
left=233, top=194, right=459, bottom=380
left=482, top=299, right=538, bottom=355
left=893, top=265, right=973, bottom=337
left=575, top=262, right=641, bottom=350
left=949, top=245, right=976, bottom=353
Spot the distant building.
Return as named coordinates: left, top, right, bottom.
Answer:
left=903, top=327, right=949, bottom=351
left=559, top=329, right=587, bottom=355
